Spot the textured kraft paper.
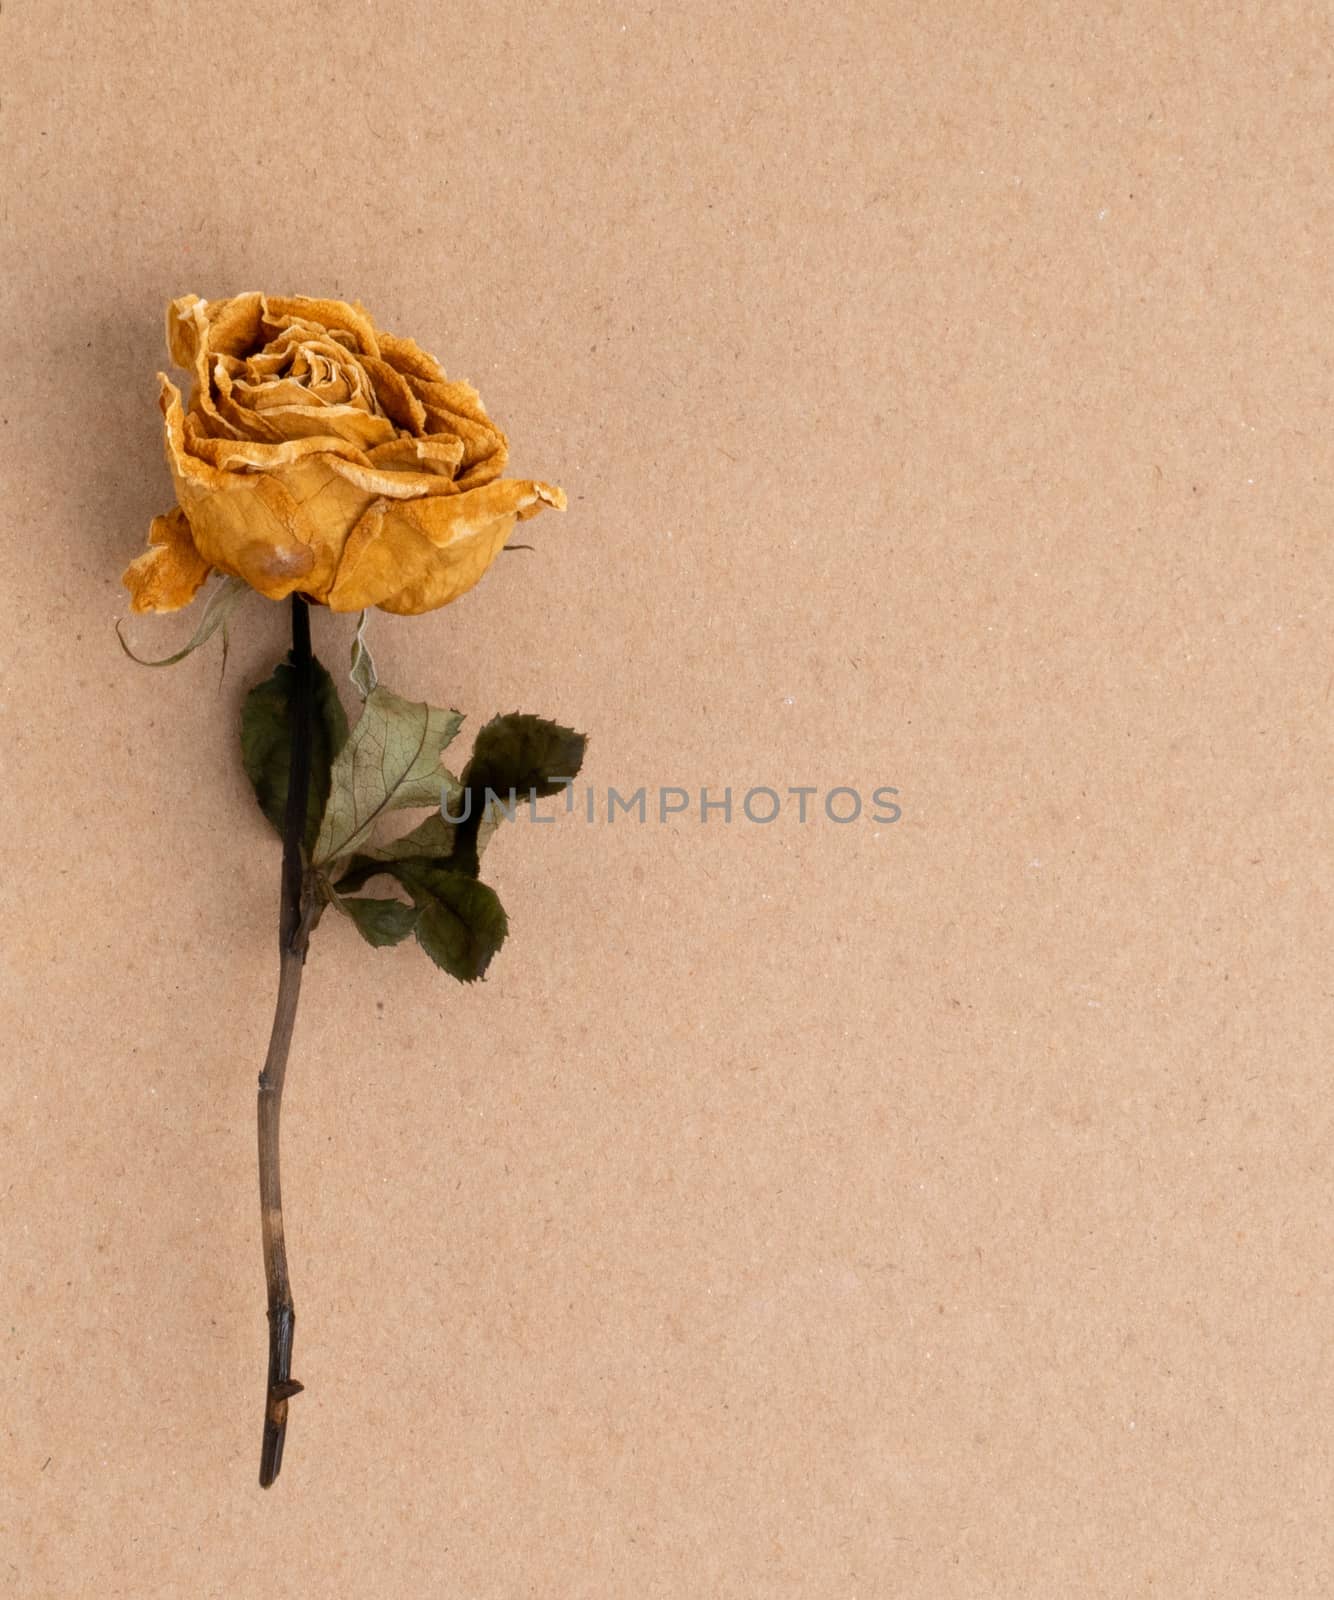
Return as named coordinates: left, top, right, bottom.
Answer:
left=1, top=2, right=1330, bottom=1595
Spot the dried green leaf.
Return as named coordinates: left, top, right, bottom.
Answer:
left=338, top=895, right=419, bottom=948
left=394, top=862, right=508, bottom=982
left=328, top=856, right=506, bottom=978
left=349, top=609, right=378, bottom=699
left=241, top=653, right=349, bottom=854
left=465, top=712, right=587, bottom=801
left=313, top=687, right=463, bottom=867
left=366, top=809, right=463, bottom=864
left=117, top=575, right=249, bottom=668
left=449, top=712, right=586, bottom=876
left=329, top=855, right=393, bottom=895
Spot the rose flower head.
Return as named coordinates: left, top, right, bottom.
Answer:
left=122, top=293, right=565, bottom=616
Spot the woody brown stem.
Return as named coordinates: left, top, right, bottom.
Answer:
left=256, top=594, right=317, bottom=1488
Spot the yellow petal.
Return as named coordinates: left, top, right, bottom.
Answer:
left=364, top=434, right=465, bottom=478
left=167, top=294, right=264, bottom=389
left=161, top=373, right=382, bottom=602
left=326, top=480, right=565, bottom=615
left=180, top=398, right=378, bottom=469
left=359, top=356, right=428, bottom=433
left=377, top=331, right=448, bottom=384
left=165, top=295, right=206, bottom=369
left=221, top=402, right=395, bottom=450
left=176, top=458, right=378, bottom=604
left=121, top=507, right=212, bottom=613
left=158, top=375, right=225, bottom=495
left=259, top=295, right=381, bottom=358
left=408, top=377, right=508, bottom=487
left=324, top=451, right=465, bottom=499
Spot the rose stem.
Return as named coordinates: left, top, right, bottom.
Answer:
left=256, top=593, right=318, bottom=1488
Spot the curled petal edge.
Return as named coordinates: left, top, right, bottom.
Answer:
left=327, top=481, right=566, bottom=615
left=121, top=506, right=213, bottom=614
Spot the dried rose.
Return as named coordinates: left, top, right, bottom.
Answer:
left=122, top=293, right=565, bottom=616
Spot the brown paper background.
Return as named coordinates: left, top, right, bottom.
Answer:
left=3, top=2, right=1330, bottom=1594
